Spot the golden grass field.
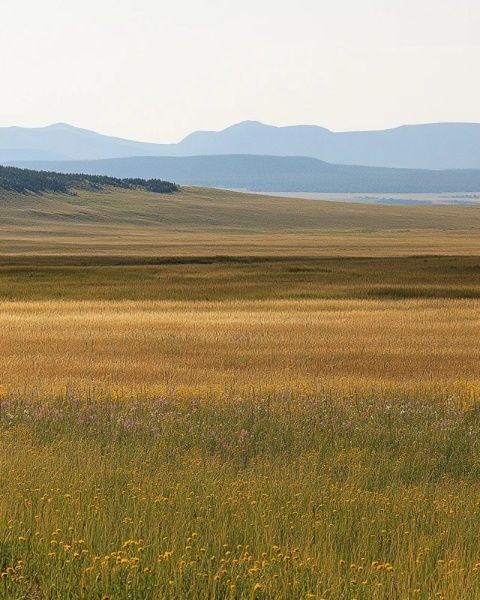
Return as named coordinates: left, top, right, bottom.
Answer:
left=1, top=187, right=480, bottom=598
left=1, top=298, right=479, bottom=394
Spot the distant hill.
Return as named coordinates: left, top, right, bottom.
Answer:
left=0, top=165, right=178, bottom=194
left=3, top=185, right=480, bottom=261
left=2, top=121, right=480, bottom=169
left=176, top=121, right=480, bottom=170
left=11, top=155, right=480, bottom=193
left=0, top=123, right=173, bottom=163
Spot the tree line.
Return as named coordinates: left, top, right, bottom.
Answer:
left=0, top=166, right=179, bottom=194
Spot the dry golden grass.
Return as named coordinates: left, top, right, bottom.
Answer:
left=1, top=298, right=479, bottom=396
left=1, top=296, right=480, bottom=598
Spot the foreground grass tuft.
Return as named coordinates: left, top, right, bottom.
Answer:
left=1, top=391, right=480, bottom=599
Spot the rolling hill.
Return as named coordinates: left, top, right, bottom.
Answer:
left=11, top=155, right=480, bottom=193
left=2, top=185, right=480, bottom=260
left=2, top=121, right=480, bottom=169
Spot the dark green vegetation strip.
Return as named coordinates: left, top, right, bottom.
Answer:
left=0, top=165, right=178, bottom=194
left=1, top=256, right=479, bottom=301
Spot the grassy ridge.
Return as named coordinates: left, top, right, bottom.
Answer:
left=3, top=186, right=480, bottom=230
left=2, top=186, right=480, bottom=258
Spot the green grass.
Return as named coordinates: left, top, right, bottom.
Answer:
left=2, top=391, right=480, bottom=599
left=0, top=256, right=479, bottom=301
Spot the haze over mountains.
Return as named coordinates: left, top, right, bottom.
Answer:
left=10, top=155, right=480, bottom=194
left=2, top=121, right=480, bottom=170
left=3, top=121, right=480, bottom=195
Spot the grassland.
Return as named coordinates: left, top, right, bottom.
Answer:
left=2, top=295, right=479, bottom=395
left=2, top=186, right=480, bottom=257
left=1, top=187, right=480, bottom=598
left=1, top=256, right=480, bottom=302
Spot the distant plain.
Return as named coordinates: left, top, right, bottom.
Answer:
left=233, top=190, right=480, bottom=205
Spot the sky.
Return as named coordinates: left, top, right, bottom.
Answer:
left=1, top=0, right=479, bottom=142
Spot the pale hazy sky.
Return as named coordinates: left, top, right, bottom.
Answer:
left=1, top=0, right=479, bottom=142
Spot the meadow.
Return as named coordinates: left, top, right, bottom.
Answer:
left=1, top=187, right=480, bottom=598
left=2, top=186, right=480, bottom=258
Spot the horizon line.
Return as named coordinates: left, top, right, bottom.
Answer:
left=1, top=119, right=480, bottom=146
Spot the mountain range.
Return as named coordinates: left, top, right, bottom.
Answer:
left=2, top=121, right=480, bottom=170
left=11, top=155, right=480, bottom=194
